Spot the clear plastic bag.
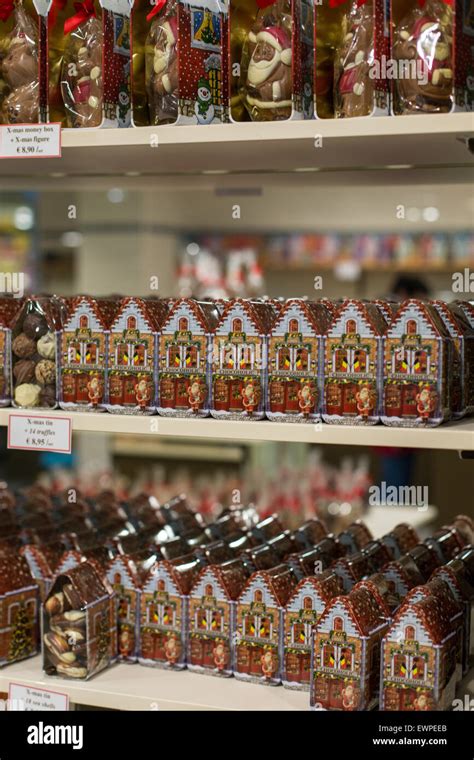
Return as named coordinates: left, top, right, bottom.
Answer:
left=0, top=2, right=39, bottom=124
left=392, top=0, right=454, bottom=115
left=145, top=1, right=179, bottom=126
left=60, top=10, right=103, bottom=128
left=334, top=0, right=374, bottom=118
left=239, top=0, right=293, bottom=122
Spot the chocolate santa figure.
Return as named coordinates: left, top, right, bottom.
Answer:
left=334, top=1, right=374, bottom=118
left=243, top=23, right=292, bottom=121
left=1, top=2, right=39, bottom=124
left=60, top=0, right=103, bottom=128
left=392, top=0, right=454, bottom=114
left=146, top=9, right=178, bottom=125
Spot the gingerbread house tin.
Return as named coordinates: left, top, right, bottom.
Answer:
left=380, top=595, right=458, bottom=711
left=431, top=558, right=474, bottom=677
left=42, top=561, right=116, bottom=680
left=0, top=551, right=39, bottom=667
left=229, top=0, right=314, bottom=123
left=132, top=0, right=229, bottom=126
left=381, top=299, right=451, bottom=427
left=187, top=558, right=249, bottom=677
left=380, top=522, right=419, bottom=560
left=107, top=555, right=141, bottom=663
left=381, top=555, right=425, bottom=606
left=59, top=296, right=117, bottom=411
left=211, top=298, right=277, bottom=420
left=266, top=299, right=331, bottom=422
left=310, top=586, right=389, bottom=711
left=234, top=564, right=296, bottom=685
left=431, top=300, right=474, bottom=417
left=314, top=0, right=389, bottom=120
left=323, top=299, right=387, bottom=425
left=106, top=297, right=169, bottom=414
left=20, top=544, right=53, bottom=601
left=282, top=569, right=342, bottom=690
left=157, top=297, right=220, bottom=417
left=138, top=555, right=199, bottom=669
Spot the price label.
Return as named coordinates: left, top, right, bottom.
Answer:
left=8, top=683, right=69, bottom=711
left=0, top=123, right=61, bottom=159
left=8, top=413, right=72, bottom=453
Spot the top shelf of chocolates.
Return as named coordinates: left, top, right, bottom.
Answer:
left=0, top=0, right=473, bottom=180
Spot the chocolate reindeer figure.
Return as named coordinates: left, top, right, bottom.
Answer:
left=146, top=11, right=179, bottom=125
left=392, top=0, right=454, bottom=114
left=334, top=1, right=374, bottom=118
left=243, top=22, right=293, bottom=121
left=1, top=2, right=39, bottom=124
left=60, top=2, right=103, bottom=128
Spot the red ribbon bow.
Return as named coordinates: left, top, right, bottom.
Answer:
left=146, top=0, right=167, bottom=22
left=64, top=0, right=96, bottom=35
left=255, top=0, right=277, bottom=8
left=418, top=0, right=453, bottom=5
left=48, top=0, right=68, bottom=29
left=0, top=0, right=15, bottom=23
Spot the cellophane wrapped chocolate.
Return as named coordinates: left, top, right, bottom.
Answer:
left=238, top=0, right=293, bottom=122
left=392, top=0, right=454, bottom=115
left=145, top=0, right=179, bottom=125
left=60, top=2, right=103, bottom=127
left=0, top=2, right=39, bottom=124
left=334, top=0, right=374, bottom=118
left=0, top=297, right=22, bottom=406
left=10, top=296, right=65, bottom=409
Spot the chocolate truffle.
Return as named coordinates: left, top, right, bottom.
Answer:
left=23, top=313, right=48, bottom=340
left=14, top=383, right=41, bottom=407
left=39, top=385, right=56, bottom=408
left=35, top=359, right=56, bottom=385
left=12, top=333, right=36, bottom=359
left=37, top=332, right=56, bottom=360
left=13, top=358, right=35, bottom=384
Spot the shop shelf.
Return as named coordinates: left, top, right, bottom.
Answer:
left=1, top=409, right=473, bottom=451
left=0, top=114, right=472, bottom=183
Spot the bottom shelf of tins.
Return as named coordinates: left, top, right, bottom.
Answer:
left=0, top=656, right=472, bottom=712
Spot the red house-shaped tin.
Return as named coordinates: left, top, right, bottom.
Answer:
left=323, top=299, right=387, bottom=424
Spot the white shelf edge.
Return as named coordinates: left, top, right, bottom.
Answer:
left=0, top=656, right=308, bottom=711
left=1, top=409, right=473, bottom=450
left=60, top=113, right=474, bottom=148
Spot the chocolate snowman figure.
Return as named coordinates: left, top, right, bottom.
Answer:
left=1, top=4, right=39, bottom=124
left=147, top=14, right=179, bottom=124
left=393, top=0, right=453, bottom=114
left=61, top=14, right=103, bottom=128
left=243, top=24, right=293, bottom=121
left=334, top=2, right=374, bottom=118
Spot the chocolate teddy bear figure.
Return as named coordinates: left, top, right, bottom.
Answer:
left=61, top=15, right=103, bottom=128
left=243, top=21, right=293, bottom=121
left=393, top=0, right=453, bottom=114
left=1, top=3, right=39, bottom=124
left=146, top=13, right=179, bottom=125
left=334, top=1, right=374, bottom=118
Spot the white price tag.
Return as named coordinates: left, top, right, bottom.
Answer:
left=8, top=414, right=72, bottom=454
left=0, top=123, right=61, bottom=159
left=8, top=683, right=69, bottom=711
